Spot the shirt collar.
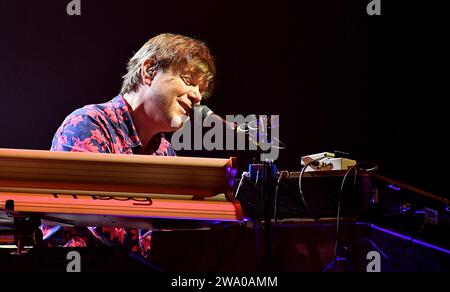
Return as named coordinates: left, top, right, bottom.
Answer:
left=110, top=95, right=143, bottom=150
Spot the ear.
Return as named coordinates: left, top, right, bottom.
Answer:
left=141, top=58, right=158, bottom=86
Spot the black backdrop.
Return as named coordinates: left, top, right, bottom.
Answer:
left=0, top=0, right=447, bottom=197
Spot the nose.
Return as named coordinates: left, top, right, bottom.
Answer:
left=187, top=86, right=202, bottom=105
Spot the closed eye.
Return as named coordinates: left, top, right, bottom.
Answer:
left=181, top=76, right=193, bottom=86
left=181, top=75, right=206, bottom=97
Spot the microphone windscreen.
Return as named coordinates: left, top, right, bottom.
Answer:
left=192, top=105, right=213, bottom=119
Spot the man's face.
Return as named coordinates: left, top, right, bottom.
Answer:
left=144, top=69, right=203, bottom=131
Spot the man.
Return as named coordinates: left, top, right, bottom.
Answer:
left=44, top=33, right=216, bottom=255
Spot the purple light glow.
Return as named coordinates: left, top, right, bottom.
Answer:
left=388, top=184, right=401, bottom=191
left=226, top=165, right=238, bottom=188
left=400, top=207, right=411, bottom=213
left=41, top=225, right=61, bottom=240
left=370, top=224, right=450, bottom=255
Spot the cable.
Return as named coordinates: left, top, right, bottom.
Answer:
left=298, top=156, right=328, bottom=222
left=255, top=168, right=261, bottom=188
left=297, top=156, right=340, bottom=253
left=332, top=160, right=379, bottom=272
left=396, top=214, right=428, bottom=260
left=273, top=171, right=289, bottom=226
left=234, top=171, right=249, bottom=199
left=321, top=257, right=355, bottom=272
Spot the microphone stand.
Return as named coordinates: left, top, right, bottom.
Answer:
left=192, top=106, right=284, bottom=271
left=239, top=114, right=285, bottom=272
left=260, top=159, right=277, bottom=271
left=256, top=116, right=278, bottom=272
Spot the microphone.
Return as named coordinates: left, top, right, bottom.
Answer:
left=191, top=105, right=237, bottom=131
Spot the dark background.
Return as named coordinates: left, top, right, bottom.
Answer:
left=0, top=0, right=447, bottom=197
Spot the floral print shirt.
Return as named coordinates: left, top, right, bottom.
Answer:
left=45, top=95, right=176, bottom=256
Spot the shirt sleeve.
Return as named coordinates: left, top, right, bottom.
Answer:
left=50, top=113, right=112, bottom=153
